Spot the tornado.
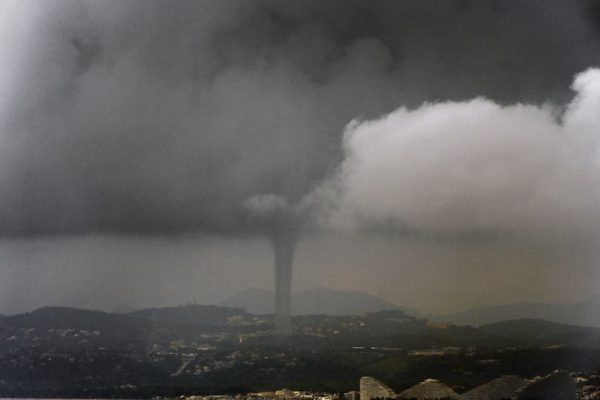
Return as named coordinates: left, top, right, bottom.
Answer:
left=269, top=224, right=299, bottom=333
left=244, top=194, right=302, bottom=333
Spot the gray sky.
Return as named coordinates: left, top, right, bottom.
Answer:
left=1, top=0, right=600, bottom=315
left=1, top=233, right=599, bottom=315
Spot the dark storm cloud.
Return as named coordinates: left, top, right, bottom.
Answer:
left=0, top=0, right=599, bottom=237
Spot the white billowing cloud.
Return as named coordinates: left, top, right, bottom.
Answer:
left=316, top=68, right=600, bottom=241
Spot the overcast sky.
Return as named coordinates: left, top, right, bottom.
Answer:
left=1, top=0, right=600, bottom=315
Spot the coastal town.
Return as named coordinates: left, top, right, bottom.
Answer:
left=3, top=305, right=600, bottom=399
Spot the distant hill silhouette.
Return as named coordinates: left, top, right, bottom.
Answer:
left=437, top=295, right=600, bottom=327
left=2, top=306, right=142, bottom=330
left=129, top=304, right=248, bottom=328
left=480, top=319, right=600, bottom=348
left=219, top=287, right=422, bottom=317
left=0, top=306, right=151, bottom=345
left=4, top=305, right=600, bottom=349
left=0, top=305, right=249, bottom=334
left=111, top=303, right=137, bottom=314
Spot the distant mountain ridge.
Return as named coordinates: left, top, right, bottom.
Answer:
left=130, top=304, right=248, bottom=328
left=480, top=318, right=600, bottom=348
left=437, top=295, right=600, bottom=327
left=5, top=306, right=141, bottom=330
left=8, top=291, right=600, bottom=331
left=219, top=287, right=422, bottom=317
left=3, top=304, right=600, bottom=349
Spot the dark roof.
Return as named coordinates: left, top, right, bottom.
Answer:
left=515, top=371, right=576, bottom=400
left=462, top=375, right=528, bottom=400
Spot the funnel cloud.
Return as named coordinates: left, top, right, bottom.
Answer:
left=244, top=194, right=302, bottom=331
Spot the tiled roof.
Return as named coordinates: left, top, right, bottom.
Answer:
left=398, top=379, right=461, bottom=400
